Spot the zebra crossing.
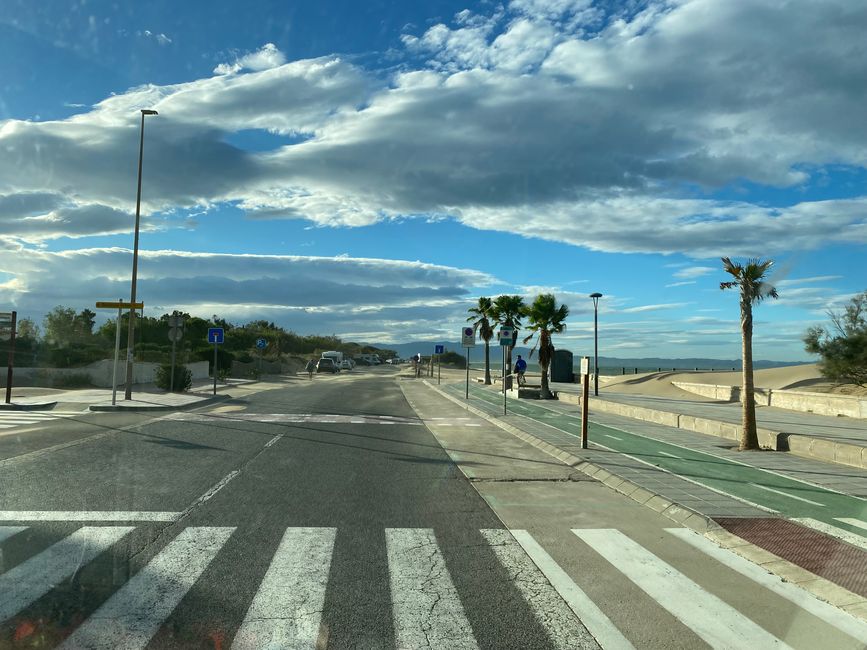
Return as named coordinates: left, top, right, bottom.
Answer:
left=0, top=410, right=86, bottom=431
left=1, top=524, right=866, bottom=648
left=167, top=412, right=426, bottom=426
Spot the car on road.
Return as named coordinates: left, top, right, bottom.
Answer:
left=340, top=359, right=353, bottom=370
left=316, top=358, right=339, bottom=373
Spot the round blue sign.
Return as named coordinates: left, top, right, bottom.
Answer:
left=256, top=338, right=267, bottom=349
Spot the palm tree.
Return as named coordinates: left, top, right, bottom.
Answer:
left=467, top=297, right=495, bottom=385
left=491, top=295, right=526, bottom=383
left=720, top=257, right=779, bottom=451
left=522, top=294, right=569, bottom=399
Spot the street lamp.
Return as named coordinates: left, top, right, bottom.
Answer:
left=124, top=109, right=159, bottom=400
left=590, top=292, right=602, bottom=396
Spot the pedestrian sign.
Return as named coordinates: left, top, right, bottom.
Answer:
left=435, top=344, right=444, bottom=354
left=256, top=338, right=267, bottom=349
left=499, top=327, right=514, bottom=346
left=207, top=328, right=224, bottom=344
left=461, top=327, right=475, bottom=347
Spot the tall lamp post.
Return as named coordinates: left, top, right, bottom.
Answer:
left=124, top=109, right=159, bottom=400
left=590, top=292, right=602, bottom=396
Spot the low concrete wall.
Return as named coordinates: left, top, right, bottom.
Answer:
left=1, top=360, right=209, bottom=388
left=673, top=382, right=866, bottom=418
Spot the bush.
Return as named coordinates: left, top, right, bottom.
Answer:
left=804, top=291, right=867, bottom=386
left=440, top=351, right=467, bottom=368
left=155, top=363, right=193, bottom=392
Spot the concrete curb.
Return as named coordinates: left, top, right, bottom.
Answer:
left=0, top=401, right=59, bottom=411
left=88, top=393, right=231, bottom=412
left=423, top=380, right=720, bottom=535
left=424, top=381, right=867, bottom=624
left=554, top=390, right=867, bottom=470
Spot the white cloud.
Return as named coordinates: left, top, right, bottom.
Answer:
left=619, top=302, right=689, bottom=313
left=0, top=248, right=497, bottom=340
left=214, top=43, right=287, bottom=75
left=141, top=30, right=172, bottom=46
left=1, top=2, right=866, bottom=260
left=673, top=266, right=716, bottom=279
left=665, top=280, right=696, bottom=288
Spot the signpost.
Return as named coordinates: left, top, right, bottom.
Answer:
left=435, top=344, right=444, bottom=385
left=580, top=356, right=590, bottom=449
left=95, top=300, right=143, bottom=405
left=168, top=314, right=185, bottom=393
left=1, top=311, right=16, bottom=404
left=256, top=338, right=266, bottom=377
left=208, top=327, right=224, bottom=395
left=498, top=328, right=513, bottom=414
left=461, top=327, right=475, bottom=399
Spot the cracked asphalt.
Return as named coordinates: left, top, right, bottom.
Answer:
left=0, top=369, right=577, bottom=649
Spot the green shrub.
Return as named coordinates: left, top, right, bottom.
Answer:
left=440, top=351, right=467, bottom=368
left=155, top=363, right=193, bottom=392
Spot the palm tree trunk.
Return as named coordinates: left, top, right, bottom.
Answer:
left=740, top=298, right=759, bottom=450
left=540, top=360, right=552, bottom=398
left=484, top=340, right=491, bottom=385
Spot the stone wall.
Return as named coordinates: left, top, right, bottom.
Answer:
left=2, top=360, right=210, bottom=388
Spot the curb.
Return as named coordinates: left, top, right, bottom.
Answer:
left=0, top=401, right=59, bottom=411
left=424, top=381, right=867, bottom=624
left=423, top=380, right=720, bottom=534
left=88, top=394, right=231, bottom=412
left=554, top=390, right=867, bottom=471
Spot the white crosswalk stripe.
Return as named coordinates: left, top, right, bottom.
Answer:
left=572, top=528, right=794, bottom=649
left=0, top=410, right=88, bottom=430
left=0, top=526, right=134, bottom=622
left=60, top=526, right=235, bottom=650
left=232, top=527, right=336, bottom=650
left=385, top=527, right=479, bottom=650
left=481, top=529, right=603, bottom=650
left=168, top=412, right=423, bottom=425
left=1, top=522, right=864, bottom=647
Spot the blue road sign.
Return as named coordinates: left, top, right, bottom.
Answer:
left=435, top=344, right=444, bottom=354
left=207, top=327, right=224, bottom=344
left=256, top=338, right=267, bottom=349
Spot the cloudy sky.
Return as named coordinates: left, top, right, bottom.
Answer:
left=1, top=0, right=865, bottom=360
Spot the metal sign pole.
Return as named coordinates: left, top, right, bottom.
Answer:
left=437, top=354, right=441, bottom=385
left=170, top=335, right=177, bottom=393
left=5, top=311, right=17, bottom=404
left=503, top=345, right=507, bottom=415
left=213, top=341, right=218, bottom=396
left=465, top=347, right=470, bottom=399
left=581, top=356, right=590, bottom=449
left=111, top=301, right=122, bottom=406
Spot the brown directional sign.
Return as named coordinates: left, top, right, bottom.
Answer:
left=95, top=301, right=144, bottom=309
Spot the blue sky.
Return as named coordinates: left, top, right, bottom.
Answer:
left=1, top=0, right=866, bottom=360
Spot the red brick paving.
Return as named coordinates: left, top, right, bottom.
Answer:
left=716, top=518, right=867, bottom=598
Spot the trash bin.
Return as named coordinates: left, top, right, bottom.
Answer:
left=550, top=349, right=574, bottom=383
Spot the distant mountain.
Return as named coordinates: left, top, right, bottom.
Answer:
left=371, top=340, right=810, bottom=369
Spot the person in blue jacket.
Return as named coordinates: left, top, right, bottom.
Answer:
left=514, top=355, right=527, bottom=386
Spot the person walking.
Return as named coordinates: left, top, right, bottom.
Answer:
left=514, top=354, right=528, bottom=387
left=305, top=358, right=316, bottom=379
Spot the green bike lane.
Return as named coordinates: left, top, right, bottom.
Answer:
left=450, top=383, right=867, bottom=540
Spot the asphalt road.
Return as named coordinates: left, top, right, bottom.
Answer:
left=0, top=369, right=865, bottom=649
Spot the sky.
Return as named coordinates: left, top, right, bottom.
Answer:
left=1, top=0, right=866, bottom=361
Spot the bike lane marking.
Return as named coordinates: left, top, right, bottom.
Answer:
left=458, top=384, right=867, bottom=535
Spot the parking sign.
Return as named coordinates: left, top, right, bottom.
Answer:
left=461, top=327, right=475, bottom=347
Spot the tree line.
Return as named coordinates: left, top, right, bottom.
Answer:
left=1, top=306, right=394, bottom=371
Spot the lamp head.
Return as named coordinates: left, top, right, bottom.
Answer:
left=140, top=109, right=159, bottom=116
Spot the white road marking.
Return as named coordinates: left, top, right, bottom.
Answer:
left=0, top=526, right=134, bottom=621
left=659, top=451, right=681, bottom=459
left=836, top=517, right=867, bottom=532
left=749, top=483, right=826, bottom=507
left=385, top=528, right=478, bottom=650
left=484, top=529, right=618, bottom=649
left=0, top=526, right=26, bottom=543
left=60, top=527, right=234, bottom=650
left=667, top=528, right=867, bottom=643
left=264, top=435, right=282, bottom=448
left=603, top=434, right=622, bottom=441
left=169, top=412, right=423, bottom=426
left=0, top=511, right=180, bottom=522
left=573, top=529, right=792, bottom=649
left=232, top=527, right=337, bottom=649
left=793, top=518, right=867, bottom=551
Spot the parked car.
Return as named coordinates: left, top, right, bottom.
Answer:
left=340, top=359, right=353, bottom=370
left=317, top=358, right=339, bottom=373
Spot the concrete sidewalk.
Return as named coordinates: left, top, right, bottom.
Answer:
left=550, top=382, right=867, bottom=470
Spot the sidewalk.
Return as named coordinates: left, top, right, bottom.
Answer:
left=0, top=378, right=252, bottom=412
left=551, top=382, right=867, bottom=470
left=425, top=379, right=867, bottom=619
